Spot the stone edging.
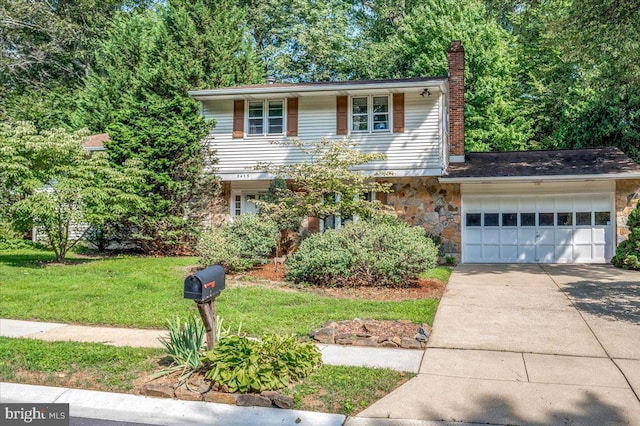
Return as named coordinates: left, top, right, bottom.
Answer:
left=308, top=319, right=430, bottom=349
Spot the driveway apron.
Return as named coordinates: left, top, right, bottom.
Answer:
left=352, top=264, right=640, bottom=426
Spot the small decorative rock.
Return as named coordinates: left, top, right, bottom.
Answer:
left=236, top=394, right=272, bottom=407
left=203, top=391, right=238, bottom=405
left=141, top=384, right=174, bottom=398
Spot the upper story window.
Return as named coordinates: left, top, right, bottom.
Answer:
left=248, top=100, right=284, bottom=136
left=351, top=95, right=390, bottom=133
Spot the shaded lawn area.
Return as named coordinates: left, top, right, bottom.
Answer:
left=0, top=249, right=439, bottom=336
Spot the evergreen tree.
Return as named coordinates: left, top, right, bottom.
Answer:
left=75, top=0, right=264, bottom=253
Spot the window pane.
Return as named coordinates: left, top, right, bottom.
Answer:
left=352, top=97, right=368, bottom=114
left=539, top=212, right=554, bottom=226
left=373, top=96, right=388, bottom=113
left=520, top=213, right=536, bottom=227
left=352, top=115, right=368, bottom=131
left=268, top=118, right=283, bottom=134
left=466, top=213, right=481, bottom=227
left=502, top=213, right=517, bottom=227
left=484, top=213, right=499, bottom=227
left=595, top=211, right=611, bottom=225
left=248, top=118, right=263, bottom=134
left=576, top=212, right=591, bottom=226
left=268, top=101, right=283, bottom=117
left=248, top=101, right=263, bottom=118
left=373, top=114, right=388, bottom=130
left=557, top=212, right=573, bottom=226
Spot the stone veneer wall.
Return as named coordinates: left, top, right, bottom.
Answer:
left=616, top=179, right=640, bottom=244
left=383, top=177, right=461, bottom=258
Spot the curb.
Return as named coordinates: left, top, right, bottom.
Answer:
left=1, top=382, right=346, bottom=426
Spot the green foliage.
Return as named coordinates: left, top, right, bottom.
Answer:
left=203, top=334, right=321, bottom=393
left=0, top=121, right=144, bottom=262
left=197, top=215, right=278, bottom=272
left=0, top=337, right=161, bottom=392
left=612, top=203, right=640, bottom=270
left=290, top=365, right=411, bottom=415
left=74, top=0, right=264, bottom=254
left=256, top=138, right=393, bottom=221
left=156, top=316, right=205, bottom=381
left=286, top=217, right=438, bottom=287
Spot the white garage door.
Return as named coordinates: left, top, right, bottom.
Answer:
left=462, top=194, right=614, bottom=263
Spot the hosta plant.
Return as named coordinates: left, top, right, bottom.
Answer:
left=203, top=334, right=321, bottom=393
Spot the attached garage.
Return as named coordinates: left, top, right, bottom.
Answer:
left=442, top=148, right=640, bottom=264
left=461, top=187, right=614, bottom=263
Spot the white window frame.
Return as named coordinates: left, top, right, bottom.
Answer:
left=349, top=95, right=391, bottom=134
left=246, top=99, right=285, bottom=136
left=320, top=191, right=377, bottom=231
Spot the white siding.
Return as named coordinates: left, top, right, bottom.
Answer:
left=202, top=89, right=444, bottom=180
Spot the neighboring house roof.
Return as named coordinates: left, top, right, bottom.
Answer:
left=188, top=77, right=448, bottom=100
left=83, top=133, right=109, bottom=151
left=442, top=147, right=640, bottom=182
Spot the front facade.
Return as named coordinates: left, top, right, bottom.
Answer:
left=189, top=41, right=640, bottom=264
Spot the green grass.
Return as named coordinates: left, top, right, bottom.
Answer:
left=290, top=365, right=411, bottom=415
left=419, top=266, right=452, bottom=282
left=0, top=248, right=439, bottom=335
left=0, top=337, right=410, bottom=415
left=0, top=337, right=162, bottom=392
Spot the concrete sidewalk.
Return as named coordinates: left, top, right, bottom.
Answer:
left=352, top=264, right=640, bottom=426
left=0, top=318, right=423, bottom=373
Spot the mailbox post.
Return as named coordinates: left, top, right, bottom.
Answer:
left=183, top=265, right=225, bottom=350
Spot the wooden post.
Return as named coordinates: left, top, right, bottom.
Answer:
left=197, top=297, right=217, bottom=350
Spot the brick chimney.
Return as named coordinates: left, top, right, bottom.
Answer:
left=448, top=40, right=465, bottom=162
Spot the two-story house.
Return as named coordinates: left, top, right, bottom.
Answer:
left=189, top=41, right=640, bottom=264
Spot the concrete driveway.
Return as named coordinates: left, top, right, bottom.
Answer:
left=350, top=264, right=640, bottom=426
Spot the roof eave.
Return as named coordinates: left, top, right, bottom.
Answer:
left=188, top=79, right=448, bottom=101
left=440, top=172, right=640, bottom=183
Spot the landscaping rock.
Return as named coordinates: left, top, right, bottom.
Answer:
left=141, top=384, right=174, bottom=398
left=400, top=337, right=422, bottom=349
left=272, top=394, right=294, bottom=409
left=203, top=391, right=237, bottom=405
left=355, top=336, right=380, bottom=347
left=381, top=340, right=399, bottom=348
left=175, top=386, right=202, bottom=401
left=261, top=391, right=294, bottom=409
left=189, top=376, right=211, bottom=394
left=236, top=394, right=272, bottom=407
left=310, top=327, right=335, bottom=344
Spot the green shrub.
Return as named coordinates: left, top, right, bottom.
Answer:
left=612, top=203, right=640, bottom=270
left=203, top=335, right=321, bottom=393
left=197, top=215, right=278, bottom=272
left=286, top=218, right=438, bottom=286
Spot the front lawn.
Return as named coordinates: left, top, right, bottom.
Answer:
left=0, top=337, right=411, bottom=415
left=0, top=249, right=440, bottom=335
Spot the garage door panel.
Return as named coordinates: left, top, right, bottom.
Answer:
left=593, top=228, right=606, bottom=244
left=574, top=229, right=592, bottom=244
left=538, top=229, right=555, bottom=244
left=484, top=230, right=500, bottom=244
left=483, top=245, right=500, bottom=260
left=537, top=245, right=556, bottom=262
left=466, top=229, right=483, bottom=244
left=519, top=229, right=537, bottom=245
left=500, top=229, right=518, bottom=244
left=518, top=246, right=535, bottom=262
left=575, top=244, right=593, bottom=261
left=555, top=228, right=574, bottom=245
left=500, top=245, right=518, bottom=261
left=555, top=245, right=574, bottom=262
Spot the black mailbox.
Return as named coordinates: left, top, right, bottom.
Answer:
left=184, top=265, right=225, bottom=301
